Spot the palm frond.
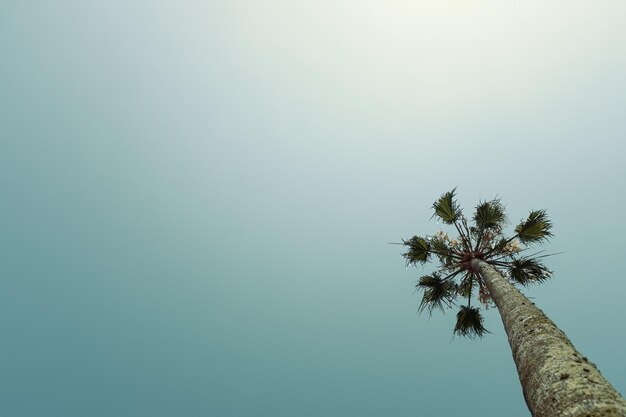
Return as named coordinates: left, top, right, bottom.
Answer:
left=416, top=274, right=456, bottom=315
left=492, top=237, right=512, bottom=254
left=483, top=237, right=510, bottom=257
left=429, top=235, right=455, bottom=266
left=473, top=199, right=506, bottom=230
left=453, top=306, right=488, bottom=338
left=432, top=189, right=461, bottom=224
left=402, top=236, right=431, bottom=265
left=508, top=258, right=552, bottom=286
left=456, top=273, right=476, bottom=298
left=515, top=210, right=553, bottom=244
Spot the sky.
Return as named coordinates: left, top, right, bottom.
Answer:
left=2, top=1, right=626, bottom=416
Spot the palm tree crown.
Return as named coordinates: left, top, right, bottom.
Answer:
left=403, top=189, right=554, bottom=338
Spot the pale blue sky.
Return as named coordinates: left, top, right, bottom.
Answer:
left=2, top=1, right=626, bottom=416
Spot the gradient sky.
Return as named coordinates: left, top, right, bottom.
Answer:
left=2, top=1, right=626, bottom=416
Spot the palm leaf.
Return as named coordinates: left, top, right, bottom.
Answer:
left=402, top=236, right=431, bottom=265
left=416, top=274, right=456, bottom=315
left=484, top=237, right=510, bottom=257
left=432, top=189, right=461, bottom=224
left=473, top=199, right=506, bottom=230
left=508, top=258, right=552, bottom=285
left=453, top=306, right=488, bottom=338
left=429, top=235, right=454, bottom=266
left=456, top=273, right=476, bottom=297
left=515, top=210, right=553, bottom=244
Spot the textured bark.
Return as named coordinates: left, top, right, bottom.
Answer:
left=471, top=259, right=626, bottom=417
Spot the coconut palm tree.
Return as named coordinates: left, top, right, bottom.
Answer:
left=402, top=189, right=626, bottom=417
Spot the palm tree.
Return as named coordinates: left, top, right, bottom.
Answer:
left=402, top=189, right=626, bottom=417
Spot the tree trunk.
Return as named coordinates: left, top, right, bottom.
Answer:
left=471, top=259, right=626, bottom=417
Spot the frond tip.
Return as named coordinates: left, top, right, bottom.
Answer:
left=416, top=274, right=456, bottom=315
left=402, top=236, right=431, bottom=265
left=508, top=258, right=552, bottom=285
left=432, top=189, right=461, bottom=224
left=515, top=210, right=553, bottom=244
left=454, top=306, right=488, bottom=338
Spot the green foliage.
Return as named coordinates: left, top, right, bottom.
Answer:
left=433, top=189, right=461, bottom=224
left=456, top=273, right=476, bottom=297
left=490, top=237, right=510, bottom=253
left=416, top=274, right=456, bottom=315
left=401, top=189, right=555, bottom=339
left=402, top=236, right=431, bottom=265
left=429, top=235, right=455, bottom=268
left=453, top=306, right=488, bottom=338
left=473, top=199, right=506, bottom=230
left=515, top=210, right=553, bottom=244
left=508, top=258, right=552, bottom=285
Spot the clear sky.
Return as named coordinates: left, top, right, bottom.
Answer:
left=2, top=1, right=626, bottom=416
